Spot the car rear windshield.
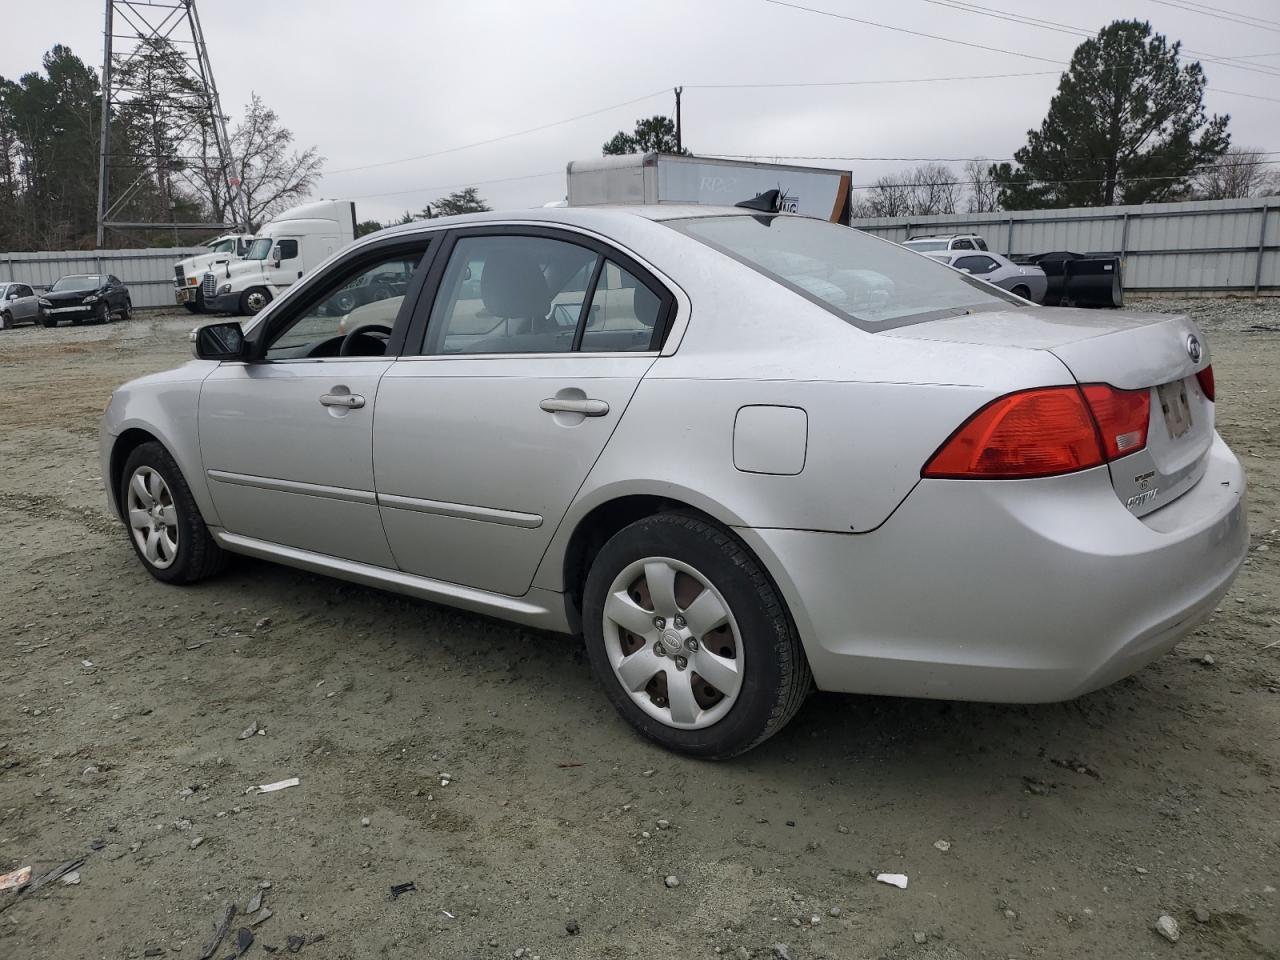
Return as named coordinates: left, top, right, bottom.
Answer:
left=669, top=216, right=1019, bottom=329
left=903, top=239, right=950, bottom=251
left=51, top=275, right=102, bottom=292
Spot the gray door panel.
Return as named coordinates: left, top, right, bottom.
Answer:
left=199, top=359, right=396, bottom=566
left=374, top=355, right=654, bottom=596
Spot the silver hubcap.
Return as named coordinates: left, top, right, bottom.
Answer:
left=126, top=466, right=179, bottom=569
left=602, top=557, right=743, bottom=730
left=247, top=291, right=267, bottom=312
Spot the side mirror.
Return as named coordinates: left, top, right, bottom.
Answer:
left=272, top=246, right=282, bottom=267
left=193, top=321, right=247, bottom=361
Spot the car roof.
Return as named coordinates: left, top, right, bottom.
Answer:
left=373, top=203, right=802, bottom=239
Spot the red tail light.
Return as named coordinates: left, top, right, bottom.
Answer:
left=923, top=383, right=1152, bottom=480
left=1196, top=365, right=1215, bottom=402
left=1081, top=384, right=1150, bottom=461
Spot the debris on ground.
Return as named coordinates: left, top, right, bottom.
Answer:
left=246, top=890, right=263, bottom=914
left=198, top=902, right=236, bottom=960
left=249, top=907, right=273, bottom=926
left=1194, top=905, right=1212, bottom=923
left=0, top=866, right=31, bottom=891
left=253, top=777, right=299, bottom=794
left=565, top=920, right=580, bottom=935
left=772, top=944, right=792, bottom=960
left=876, top=873, right=908, bottom=889
left=933, top=839, right=952, bottom=852
left=237, top=927, right=254, bottom=955
left=238, top=721, right=259, bottom=740
left=389, top=881, right=416, bottom=899
left=286, top=934, right=305, bottom=953
left=664, top=875, right=680, bottom=888
left=1155, top=914, right=1181, bottom=943
left=60, top=871, right=81, bottom=885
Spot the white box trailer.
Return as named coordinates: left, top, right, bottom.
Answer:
left=566, top=153, right=853, bottom=224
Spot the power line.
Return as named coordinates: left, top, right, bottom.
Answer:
left=683, top=70, right=1061, bottom=88
left=702, top=151, right=1280, bottom=163
left=1149, top=0, right=1280, bottom=33
left=911, top=0, right=1280, bottom=77
left=1211, top=87, right=1280, bottom=103
left=323, top=89, right=670, bottom=177
left=760, top=0, right=1067, bottom=64
left=346, top=170, right=564, bottom=202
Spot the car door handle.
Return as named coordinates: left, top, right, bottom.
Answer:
left=320, top=393, right=365, bottom=409
left=540, top=397, right=610, bottom=417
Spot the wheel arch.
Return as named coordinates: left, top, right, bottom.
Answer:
left=552, top=486, right=760, bottom=636
left=109, top=428, right=169, bottom=520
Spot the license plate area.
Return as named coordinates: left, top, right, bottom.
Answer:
left=1157, top=379, right=1192, bottom=440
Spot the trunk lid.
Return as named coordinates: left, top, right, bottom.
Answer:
left=886, top=307, right=1214, bottom=517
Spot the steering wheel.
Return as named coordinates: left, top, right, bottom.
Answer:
left=338, top=323, right=393, bottom=357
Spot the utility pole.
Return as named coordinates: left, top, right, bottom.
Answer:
left=674, top=86, right=683, bottom=154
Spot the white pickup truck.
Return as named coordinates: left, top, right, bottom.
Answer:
left=202, top=200, right=356, bottom=315
left=174, top=233, right=254, bottom=313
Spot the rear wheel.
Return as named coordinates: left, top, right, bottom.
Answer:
left=120, top=298, right=132, bottom=321
left=240, top=287, right=272, bottom=315
left=120, top=441, right=228, bottom=584
left=582, top=512, right=811, bottom=758
left=1011, top=284, right=1031, bottom=300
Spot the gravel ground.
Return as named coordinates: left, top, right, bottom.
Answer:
left=1, top=300, right=1278, bottom=960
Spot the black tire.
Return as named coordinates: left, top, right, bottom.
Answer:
left=0, top=311, right=9, bottom=331
left=582, top=512, right=812, bottom=758
left=41, top=316, right=56, bottom=328
left=1011, top=284, right=1031, bottom=300
left=119, top=440, right=228, bottom=585
left=183, top=301, right=201, bottom=314
left=239, top=286, right=272, bottom=315
left=121, top=298, right=132, bottom=321
left=95, top=301, right=110, bottom=324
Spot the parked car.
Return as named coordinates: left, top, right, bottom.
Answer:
left=101, top=206, right=1246, bottom=758
left=39, top=274, right=132, bottom=326
left=0, top=281, right=42, bottom=328
left=925, top=250, right=1048, bottom=303
left=901, top=233, right=989, bottom=253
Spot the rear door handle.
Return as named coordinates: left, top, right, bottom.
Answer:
left=320, top=393, right=365, bottom=409
left=540, top=397, right=610, bottom=417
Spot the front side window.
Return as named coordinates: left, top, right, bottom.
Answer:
left=246, top=238, right=273, bottom=261
left=210, top=238, right=236, bottom=254
left=277, top=239, right=298, bottom=261
left=671, top=215, right=1019, bottom=329
left=262, top=246, right=428, bottom=360
left=424, top=235, right=599, bottom=355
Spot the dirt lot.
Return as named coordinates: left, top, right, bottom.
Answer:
left=1, top=301, right=1278, bottom=960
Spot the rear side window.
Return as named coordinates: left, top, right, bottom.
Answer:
left=671, top=215, right=1019, bottom=330
left=951, top=239, right=974, bottom=250
left=953, top=255, right=999, bottom=275
left=579, top=261, right=662, bottom=353
left=422, top=234, right=670, bottom=355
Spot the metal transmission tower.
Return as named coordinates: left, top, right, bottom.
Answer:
left=95, top=0, right=246, bottom=246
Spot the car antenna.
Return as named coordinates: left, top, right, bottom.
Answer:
left=734, top=189, right=782, bottom=214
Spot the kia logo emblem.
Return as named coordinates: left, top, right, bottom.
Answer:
left=1186, top=334, right=1202, bottom=363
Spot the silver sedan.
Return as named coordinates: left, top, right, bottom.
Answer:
left=925, top=250, right=1049, bottom=303
left=100, top=206, right=1246, bottom=757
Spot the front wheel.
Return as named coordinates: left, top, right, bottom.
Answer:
left=183, top=301, right=201, bottom=314
left=239, top=287, right=272, bottom=315
left=582, top=513, right=812, bottom=758
left=41, top=316, right=56, bottom=328
left=0, top=311, right=9, bottom=330
left=120, top=298, right=132, bottom=321
left=95, top=301, right=110, bottom=324
left=120, top=441, right=228, bottom=584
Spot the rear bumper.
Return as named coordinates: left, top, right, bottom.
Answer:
left=737, top=431, right=1247, bottom=702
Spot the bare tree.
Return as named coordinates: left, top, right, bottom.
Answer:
left=195, top=94, right=323, bottom=229
left=853, top=164, right=962, bottom=218
left=1194, top=146, right=1278, bottom=200
left=965, top=159, right=1001, bottom=213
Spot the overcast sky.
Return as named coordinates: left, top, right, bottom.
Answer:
left=4, top=0, right=1278, bottom=224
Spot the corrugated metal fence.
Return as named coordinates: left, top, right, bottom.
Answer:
left=850, top=196, right=1278, bottom=295
left=0, top=247, right=205, bottom=309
